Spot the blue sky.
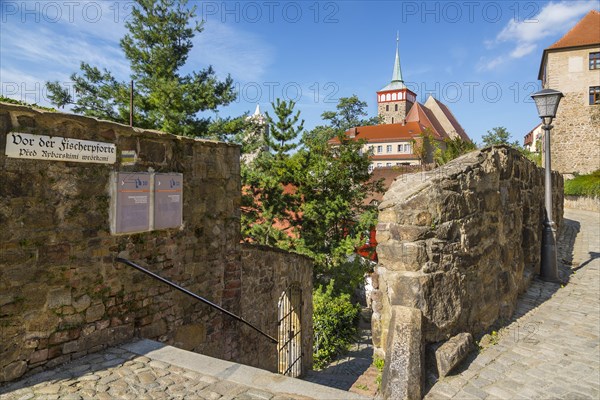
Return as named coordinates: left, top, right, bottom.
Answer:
left=1, top=0, right=598, bottom=144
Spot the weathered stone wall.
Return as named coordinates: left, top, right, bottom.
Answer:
left=371, top=146, right=564, bottom=354
left=238, top=244, right=313, bottom=375
left=545, top=47, right=600, bottom=174
left=0, top=103, right=311, bottom=383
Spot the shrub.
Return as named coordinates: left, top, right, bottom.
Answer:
left=564, top=170, right=600, bottom=197
left=313, top=280, right=360, bottom=369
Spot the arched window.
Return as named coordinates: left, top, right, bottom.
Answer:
left=386, top=105, right=389, bottom=111
left=392, top=93, right=397, bottom=101
left=395, top=104, right=398, bottom=111
left=386, top=93, right=391, bottom=101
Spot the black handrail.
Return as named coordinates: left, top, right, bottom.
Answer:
left=115, top=257, right=277, bottom=344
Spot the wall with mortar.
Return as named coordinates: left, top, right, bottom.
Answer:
left=0, top=103, right=312, bottom=383
left=238, top=244, right=313, bottom=374
left=371, top=146, right=564, bottom=355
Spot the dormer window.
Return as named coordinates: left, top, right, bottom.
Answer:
left=590, top=52, right=600, bottom=70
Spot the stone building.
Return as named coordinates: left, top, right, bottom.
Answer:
left=538, top=9, right=600, bottom=174
left=330, top=37, right=471, bottom=170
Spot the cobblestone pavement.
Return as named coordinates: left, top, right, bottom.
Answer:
left=426, top=208, right=600, bottom=400
left=0, top=347, right=303, bottom=400
left=303, top=310, right=379, bottom=399
left=303, top=328, right=378, bottom=398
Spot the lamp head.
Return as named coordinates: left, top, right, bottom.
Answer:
left=531, top=88, right=564, bottom=120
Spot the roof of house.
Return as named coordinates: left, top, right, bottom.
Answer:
left=538, top=10, right=600, bottom=80
left=329, top=121, right=427, bottom=144
left=548, top=10, right=600, bottom=50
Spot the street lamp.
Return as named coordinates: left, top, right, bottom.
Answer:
left=531, top=88, right=564, bottom=282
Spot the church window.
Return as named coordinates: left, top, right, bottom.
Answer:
left=391, top=117, right=394, bottom=123
left=386, top=93, right=391, bottom=101
left=386, top=105, right=389, bottom=111
left=392, top=93, right=397, bottom=101
left=590, top=52, right=600, bottom=70
left=590, top=86, right=600, bottom=105
left=395, top=104, right=398, bottom=111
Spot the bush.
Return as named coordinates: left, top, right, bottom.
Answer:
left=564, top=170, right=600, bottom=197
left=313, top=280, right=360, bottom=369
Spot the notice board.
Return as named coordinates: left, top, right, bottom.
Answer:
left=154, top=173, right=183, bottom=230
left=115, top=172, right=151, bottom=233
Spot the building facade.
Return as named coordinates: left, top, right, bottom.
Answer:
left=538, top=10, right=600, bottom=174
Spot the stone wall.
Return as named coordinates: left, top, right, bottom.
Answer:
left=544, top=46, right=600, bottom=174
left=371, top=146, right=564, bottom=354
left=238, top=244, right=313, bottom=374
left=0, top=103, right=312, bottom=383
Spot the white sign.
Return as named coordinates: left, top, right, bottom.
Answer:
left=5, top=132, right=116, bottom=164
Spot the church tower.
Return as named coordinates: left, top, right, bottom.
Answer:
left=377, top=34, right=417, bottom=124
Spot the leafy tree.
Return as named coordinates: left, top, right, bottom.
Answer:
left=292, top=125, right=382, bottom=286
left=481, top=126, right=520, bottom=148
left=46, top=0, right=235, bottom=136
left=434, top=137, right=477, bottom=165
left=321, top=95, right=380, bottom=132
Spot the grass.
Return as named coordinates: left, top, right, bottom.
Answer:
left=564, top=170, right=600, bottom=197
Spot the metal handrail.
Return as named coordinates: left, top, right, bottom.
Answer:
left=115, top=257, right=277, bottom=344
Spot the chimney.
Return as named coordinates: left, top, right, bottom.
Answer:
left=349, top=127, right=357, bottom=138
left=402, top=119, right=406, bottom=126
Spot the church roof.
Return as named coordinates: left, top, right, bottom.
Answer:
left=380, top=35, right=407, bottom=92
left=330, top=97, right=471, bottom=145
left=423, top=96, right=471, bottom=142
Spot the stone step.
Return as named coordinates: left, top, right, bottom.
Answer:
left=123, top=340, right=371, bottom=400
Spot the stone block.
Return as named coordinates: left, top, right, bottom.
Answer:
left=381, top=306, right=424, bottom=400
left=46, top=288, right=71, bottom=308
left=85, top=303, right=106, bottom=323
left=73, top=294, right=92, bottom=313
left=435, top=332, right=473, bottom=377
left=1, top=360, right=27, bottom=381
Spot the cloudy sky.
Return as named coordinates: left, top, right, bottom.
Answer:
left=1, top=0, right=598, bottom=144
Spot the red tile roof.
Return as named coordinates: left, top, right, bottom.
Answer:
left=329, top=121, right=426, bottom=144
left=548, top=10, right=600, bottom=50
left=405, top=103, right=447, bottom=139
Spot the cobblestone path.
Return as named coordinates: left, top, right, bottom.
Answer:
left=0, top=348, right=297, bottom=400
left=303, top=313, right=379, bottom=399
left=426, top=208, right=600, bottom=400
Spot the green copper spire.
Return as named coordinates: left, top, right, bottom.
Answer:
left=392, top=31, right=404, bottom=83
left=380, top=32, right=407, bottom=91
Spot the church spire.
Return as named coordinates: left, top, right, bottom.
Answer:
left=392, top=31, right=404, bottom=83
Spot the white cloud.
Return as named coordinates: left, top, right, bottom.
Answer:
left=480, top=0, right=598, bottom=70
left=191, top=21, right=274, bottom=83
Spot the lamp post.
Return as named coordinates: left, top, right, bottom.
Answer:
left=531, top=88, right=563, bottom=282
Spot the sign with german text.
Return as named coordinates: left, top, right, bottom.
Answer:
left=116, top=173, right=150, bottom=233
left=154, top=173, right=183, bottom=230
left=5, top=132, right=116, bottom=164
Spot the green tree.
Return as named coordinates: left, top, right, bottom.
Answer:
left=46, top=0, right=235, bottom=136
left=321, top=95, right=380, bottom=132
left=264, top=99, right=305, bottom=157
left=481, top=126, right=520, bottom=148
left=241, top=99, right=304, bottom=247
left=292, top=125, right=382, bottom=287
left=434, top=137, right=477, bottom=165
